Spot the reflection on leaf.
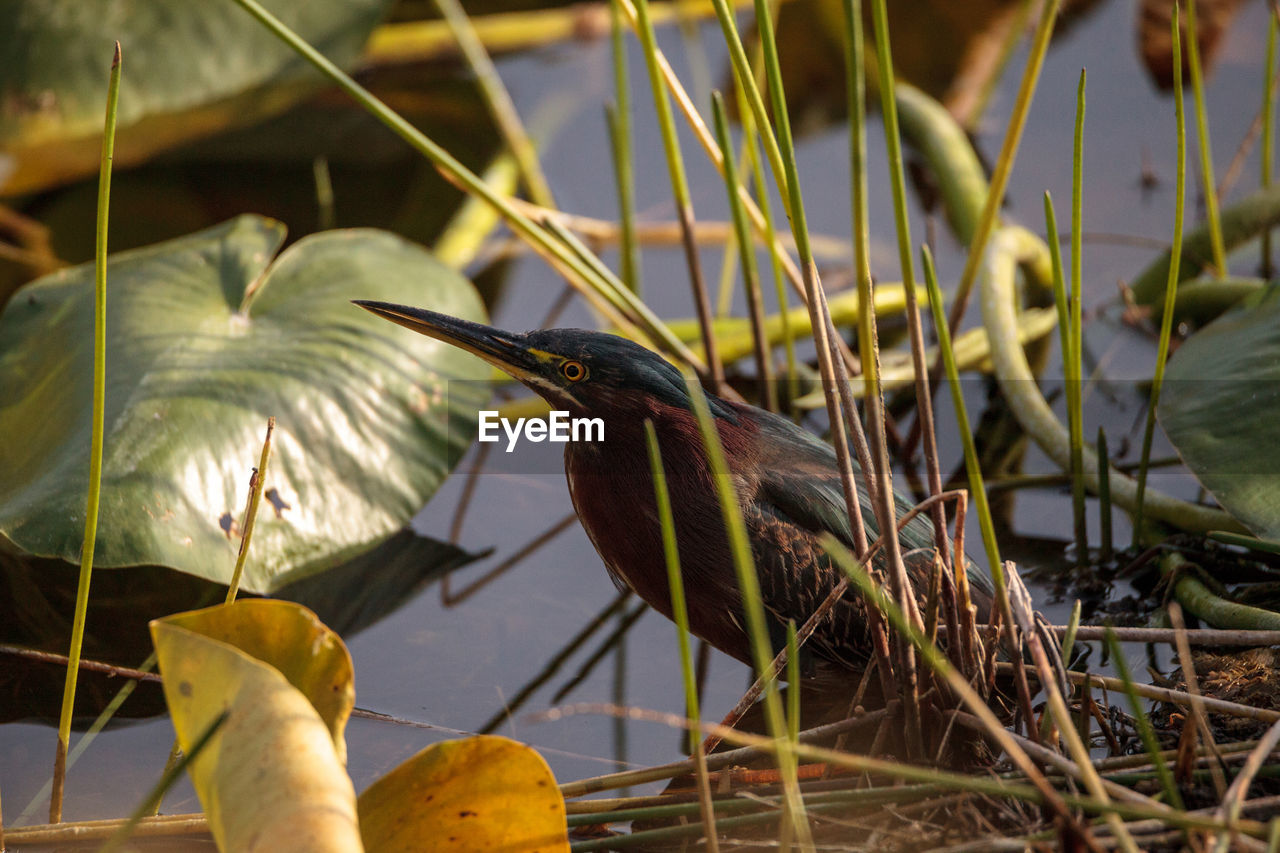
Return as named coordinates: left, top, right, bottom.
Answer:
left=0, top=528, right=478, bottom=723
left=0, top=215, right=490, bottom=593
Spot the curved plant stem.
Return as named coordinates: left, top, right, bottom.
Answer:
left=978, top=226, right=1240, bottom=533
left=1164, top=552, right=1280, bottom=630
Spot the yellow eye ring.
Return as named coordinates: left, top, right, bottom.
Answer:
left=560, top=360, right=588, bottom=382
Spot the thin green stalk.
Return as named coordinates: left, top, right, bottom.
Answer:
left=230, top=0, right=706, bottom=377
left=682, top=368, right=812, bottom=849
left=19, top=653, right=157, bottom=825
left=1069, top=70, right=1088, bottom=566
left=746, top=128, right=797, bottom=411
left=1097, top=427, right=1113, bottom=562
left=643, top=421, right=719, bottom=852
left=1136, top=7, right=1187, bottom=544
left=1185, top=0, right=1228, bottom=275
left=1044, top=192, right=1082, bottom=553
left=750, top=0, right=877, bottom=580
left=631, top=0, right=723, bottom=387
left=712, top=92, right=776, bottom=410
left=608, top=0, right=641, bottom=293
left=706, top=0, right=791, bottom=219
left=944, top=0, right=1061, bottom=337
left=922, top=248, right=1002, bottom=589
left=786, top=621, right=800, bottom=744
left=1061, top=599, right=1081, bottom=663
left=434, top=0, right=554, bottom=208
left=312, top=156, right=334, bottom=230
left=862, top=0, right=949, bottom=568
left=52, top=42, right=121, bottom=825
left=98, top=712, right=228, bottom=853
left=226, top=417, right=275, bottom=602
left=861, top=0, right=929, bottom=757
left=1264, top=6, right=1278, bottom=274
left=1105, top=629, right=1186, bottom=811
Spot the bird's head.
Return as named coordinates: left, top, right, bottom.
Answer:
left=354, top=301, right=737, bottom=425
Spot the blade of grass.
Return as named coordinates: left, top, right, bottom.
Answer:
left=312, top=156, right=334, bottom=230
left=862, top=0, right=929, bottom=757
left=226, top=418, right=275, bottom=602
left=941, top=0, right=1061, bottom=339
left=607, top=0, right=642, bottom=293
left=98, top=712, right=228, bottom=853
left=862, top=0, right=950, bottom=573
left=682, top=367, right=813, bottom=849
left=643, top=421, right=719, bottom=852
left=922, top=250, right=1001, bottom=598
left=632, top=0, right=724, bottom=389
left=1264, top=4, right=1278, bottom=274
left=1097, top=427, right=1113, bottom=562
left=1044, top=191, right=1086, bottom=564
left=52, top=42, right=121, bottom=825
left=712, top=92, right=776, bottom=410
left=1135, top=6, right=1187, bottom=544
left=1069, top=69, right=1088, bottom=567
left=1104, top=629, right=1185, bottom=811
left=747, top=131, right=798, bottom=411
left=433, top=0, right=555, bottom=208
left=1185, top=0, right=1228, bottom=275
left=923, top=246, right=1041, bottom=741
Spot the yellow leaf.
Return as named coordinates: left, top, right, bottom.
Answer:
left=151, top=600, right=362, bottom=853
left=359, top=735, right=568, bottom=853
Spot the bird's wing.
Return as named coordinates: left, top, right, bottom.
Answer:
left=744, top=406, right=994, bottom=600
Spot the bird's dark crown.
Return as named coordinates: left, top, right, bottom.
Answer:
left=518, top=327, right=738, bottom=422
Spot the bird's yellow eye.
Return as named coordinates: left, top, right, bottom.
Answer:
left=560, top=359, right=588, bottom=382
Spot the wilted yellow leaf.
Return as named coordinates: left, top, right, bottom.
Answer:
left=157, top=599, right=354, bottom=760
left=358, top=735, right=568, bottom=853
left=152, top=600, right=362, bottom=853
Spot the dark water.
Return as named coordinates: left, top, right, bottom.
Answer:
left=3, top=0, right=1274, bottom=827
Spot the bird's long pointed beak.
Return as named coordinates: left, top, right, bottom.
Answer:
left=354, top=300, right=542, bottom=381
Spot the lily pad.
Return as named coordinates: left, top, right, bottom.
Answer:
left=0, top=215, right=489, bottom=593
left=0, top=0, right=391, bottom=195
left=1158, top=286, right=1280, bottom=539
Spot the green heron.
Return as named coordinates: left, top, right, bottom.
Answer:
left=355, top=300, right=993, bottom=678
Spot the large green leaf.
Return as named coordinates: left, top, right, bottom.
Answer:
left=1158, top=286, right=1280, bottom=539
left=0, top=215, right=489, bottom=593
left=0, top=0, right=391, bottom=195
